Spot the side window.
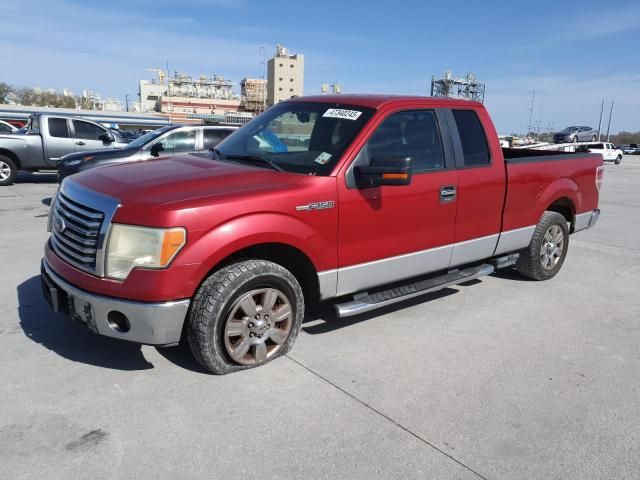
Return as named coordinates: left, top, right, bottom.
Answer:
left=48, top=118, right=69, bottom=138
left=357, top=110, right=445, bottom=173
left=452, top=110, right=490, bottom=167
left=202, top=129, right=233, bottom=150
left=162, top=130, right=196, bottom=153
left=72, top=120, right=105, bottom=140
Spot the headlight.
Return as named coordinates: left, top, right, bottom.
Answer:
left=47, top=193, right=57, bottom=232
left=105, top=224, right=186, bottom=280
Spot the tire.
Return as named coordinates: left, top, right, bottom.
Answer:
left=187, top=259, right=304, bottom=374
left=591, top=135, right=597, bottom=141
left=615, top=155, right=622, bottom=165
left=0, top=154, right=18, bottom=186
left=573, top=135, right=579, bottom=143
left=516, top=211, right=569, bottom=281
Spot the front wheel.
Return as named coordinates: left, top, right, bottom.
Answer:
left=591, top=135, right=597, bottom=141
left=187, top=260, right=304, bottom=374
left=0, top=155, right=18, bottom=186
left=516, top=211, right=569, bottom=281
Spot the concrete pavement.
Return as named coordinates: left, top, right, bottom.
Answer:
left=1, top=159, right=639, bottom=479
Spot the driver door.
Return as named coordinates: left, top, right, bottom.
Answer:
left=336, top=109, right=458, bottom=296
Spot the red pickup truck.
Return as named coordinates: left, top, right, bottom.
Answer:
left=41, top=95, right=603, bottom=374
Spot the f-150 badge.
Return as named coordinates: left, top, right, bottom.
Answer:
left=296, top=201, right=335, bottom=212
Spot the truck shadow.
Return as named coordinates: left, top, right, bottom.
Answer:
left=302, top=287, right=459, bottom=334
left=490, top=267, right=535, bottom=282
left=16, top=276, right=154, bottom=371
left=15, top=172, right=58, bottom=184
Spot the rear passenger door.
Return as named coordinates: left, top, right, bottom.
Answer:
left=202, top=128, right=234, bottom=152
left=445, top=108, right=506, bottom=267
left=71, top=120, right=111, bottom=153
left=44, top=117, right=75, bottom=164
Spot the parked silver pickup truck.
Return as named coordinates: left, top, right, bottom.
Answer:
left=0, top=113, right=126, bottom=185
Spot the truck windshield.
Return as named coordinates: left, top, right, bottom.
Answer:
left=215, top=101, right=375, bottom=175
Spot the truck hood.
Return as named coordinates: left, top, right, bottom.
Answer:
left=70, top=154, right=301, bottom=211
left=61, top=146, right=136, bottom=163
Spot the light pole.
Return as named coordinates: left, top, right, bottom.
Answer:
left=125, top=94, right=129, bottom=112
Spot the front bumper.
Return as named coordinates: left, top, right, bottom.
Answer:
left=41, top=259, right=190, bottom=346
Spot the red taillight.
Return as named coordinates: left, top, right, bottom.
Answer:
left=596, top=165, right=604, bottom=192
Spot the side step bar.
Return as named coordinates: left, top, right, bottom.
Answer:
left=334, top=263, right=495, bottom=318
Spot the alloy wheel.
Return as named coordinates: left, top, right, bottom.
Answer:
left=539, top=225, right=564, bottom=270
left=0, top=160, right=11, bottom=181
left=223, top=288, right=293, bottom=365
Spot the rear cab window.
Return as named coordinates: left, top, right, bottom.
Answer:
left=48, top=118, right=69, bottom=138
left=452, top=109, right=490, bottom=167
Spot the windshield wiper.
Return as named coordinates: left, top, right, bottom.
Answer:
left=218, top=152, right=285, bottom=172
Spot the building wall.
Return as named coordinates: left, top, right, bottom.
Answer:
left=139, top=80, right=166, bottom=112
left=267, top=53, right=304, bottom=106
left=158, top=96, right=242, bottom=115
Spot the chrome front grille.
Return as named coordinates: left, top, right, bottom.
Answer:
left=51, top=192, right=104, bottom=271
left=49, top=179, right=120, bottom=276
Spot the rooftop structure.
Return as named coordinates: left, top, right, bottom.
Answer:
left=430, top=71, right=485, bottom=103
left=240, top=77, right=267, bottom=113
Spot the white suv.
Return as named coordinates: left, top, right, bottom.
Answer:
left=586, top=142, right=623, bottom=165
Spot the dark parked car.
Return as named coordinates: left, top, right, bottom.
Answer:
left=57, top=124, right=237, bottom=182
left=553, top=126, right=598, bottom=144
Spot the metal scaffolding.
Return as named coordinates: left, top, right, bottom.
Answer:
left=430, top=71, right=485, bottom=103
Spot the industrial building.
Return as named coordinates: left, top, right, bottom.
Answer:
left=267, top=45, right=304, bottom=106
left=139, top=70, right=243, bottom=115
left=430, top=71, right=485, bottom=103
left=240, top=77, right=267, bottom=113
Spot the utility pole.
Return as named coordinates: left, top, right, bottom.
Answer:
left=597, top=99, right=604, bottom=141
left=527, top=90, right=535, bottom=136
left=125, top=94, right=129, bottom=112
left=166, top=60, right=172, bottom=123
left=606, top=101, right=614, bottom=141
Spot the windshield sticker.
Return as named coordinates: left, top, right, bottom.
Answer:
left=314, top=152, right=332, bottom=165
left=323, top=108, right=362, bottom=121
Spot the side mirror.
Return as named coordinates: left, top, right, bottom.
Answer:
left=150, top=142, right=165, bottom=157
left=356, top=156, right=412, bottom=187
left=99, top=132, right=115, bottom=143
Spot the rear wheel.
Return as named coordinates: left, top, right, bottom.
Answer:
left=516, top=211, right=569, bottom=281
left=615, top=155, right=622, bottom=165
left=187, top=260, right=304, bottom=374
left=0, top=155, right=17, bottom=186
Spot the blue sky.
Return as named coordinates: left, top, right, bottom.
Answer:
left=1, top=0, right=639, bottom=133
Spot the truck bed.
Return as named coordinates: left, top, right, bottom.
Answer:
left=501, top=148, right=602, bottom=232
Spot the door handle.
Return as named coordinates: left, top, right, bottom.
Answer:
left=440, top=185, right=456, bottom=203
left=75, top=141, right=85, bottom=146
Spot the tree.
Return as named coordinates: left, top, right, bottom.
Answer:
left=0, top=83, right=15, bottom=104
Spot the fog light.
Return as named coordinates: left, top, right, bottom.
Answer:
left=107, top=311, right=130, bottom=333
